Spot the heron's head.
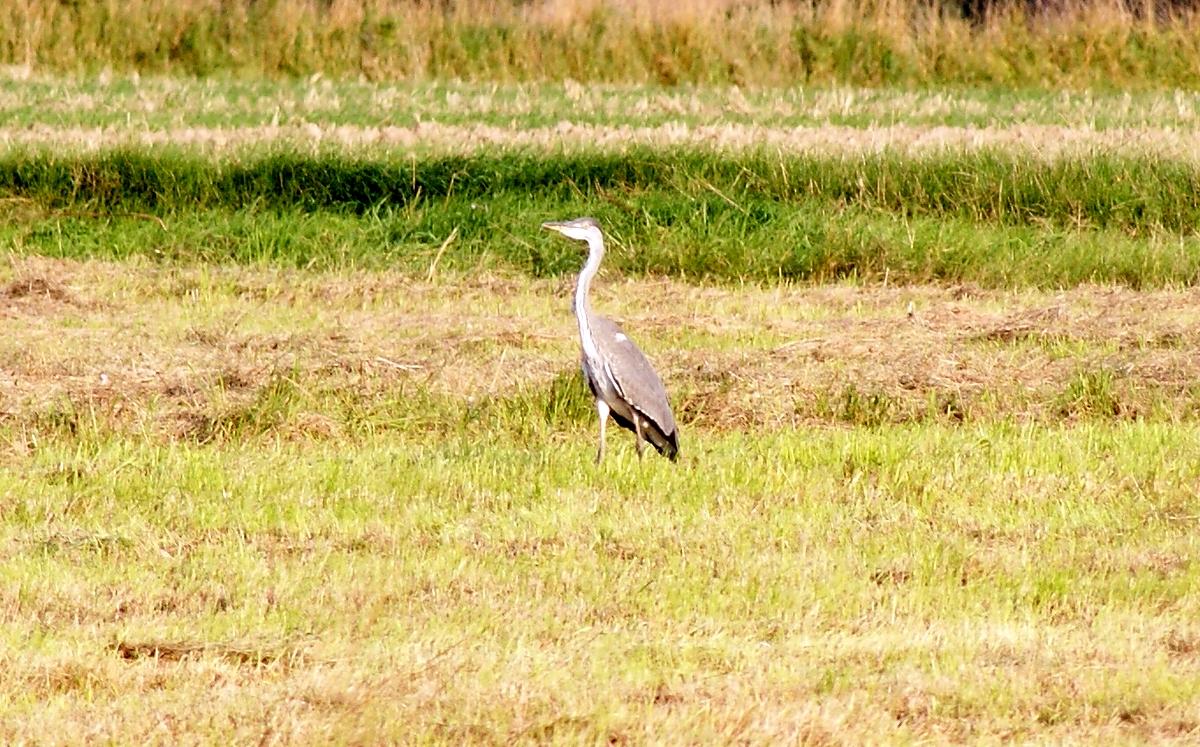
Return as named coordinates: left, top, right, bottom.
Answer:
left=541, top=216, right=602, bottom=244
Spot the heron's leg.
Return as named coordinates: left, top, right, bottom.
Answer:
left=633, top=415, right=645, bottom=459
left=595, top=399, right=610, bottom=464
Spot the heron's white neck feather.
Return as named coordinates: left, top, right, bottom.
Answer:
left=574, top=231, right=604, bottom=360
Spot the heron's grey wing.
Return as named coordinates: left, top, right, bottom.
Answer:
left=589, top=316, right=678, bottom=438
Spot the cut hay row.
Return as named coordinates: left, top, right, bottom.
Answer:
left=6, top=122, right=1200, bottom=162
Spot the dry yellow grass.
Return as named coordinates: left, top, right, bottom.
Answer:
left=3, top=255, right=1199, bottom=440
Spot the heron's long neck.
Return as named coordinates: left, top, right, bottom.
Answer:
left=574, top=233, right=604, bottom=351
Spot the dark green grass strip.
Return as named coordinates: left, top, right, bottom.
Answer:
left=2, top=149, right=1199, bottom=236
left=7, top=198, right=1200, bottom=288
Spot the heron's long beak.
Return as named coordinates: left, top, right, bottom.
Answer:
left=541, top=221, right=567, bottom=232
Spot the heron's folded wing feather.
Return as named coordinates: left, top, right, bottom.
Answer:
left=589, top=316, right=677, bottom=437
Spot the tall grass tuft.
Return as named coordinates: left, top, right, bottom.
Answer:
left=2, top=0, right=1200, bottom=87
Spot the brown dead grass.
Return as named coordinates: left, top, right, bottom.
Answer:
left=671, top=282, right=1200, bottom=428
left=2, top=254, right=1200, bottom=442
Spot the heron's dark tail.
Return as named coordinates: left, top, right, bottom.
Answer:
left=640, top=420, right=678, bottom=462
left=613, top=408, right=679, bottom=462
left=660, top=430, right=680, bottom=462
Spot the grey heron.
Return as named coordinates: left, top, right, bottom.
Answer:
left=541, top=217, right=679, bottom=463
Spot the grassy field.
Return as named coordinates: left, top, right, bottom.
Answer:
left=4, top=73, right=1200, bottom=742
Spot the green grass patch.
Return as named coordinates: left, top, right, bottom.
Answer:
left=4, top=149, right=1198, bottom=238
left=5, top=148, right=1200, bottom=287
left=9, top=202, right=1200, bottom=287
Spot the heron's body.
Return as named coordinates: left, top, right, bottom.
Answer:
left=543, top=217, right=679, bottom=463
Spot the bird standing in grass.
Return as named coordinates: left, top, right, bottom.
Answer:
left=541, top=217, right=679, bottom=463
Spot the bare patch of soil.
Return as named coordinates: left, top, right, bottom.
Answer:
left=0, top=257, right=96, bottom=316
left=2, top=276, right=74, bottom=302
